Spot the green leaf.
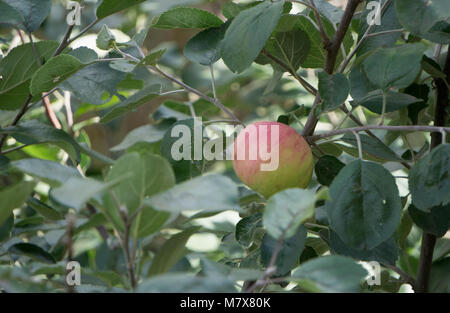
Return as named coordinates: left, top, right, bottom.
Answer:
left=405, top=83, right=430, bottom=125
left=363, top=44, right=427, bottom=89
left=0, top=120, right=81, bottom=163
left=318, top=72, right=349, bottom=112
left=147, top=227, right=200, bottom=277
left=0, top=215, right=14, bottom=243
left=222, top=2, right=262, bottom=19
left=291, top=255, right=367, bottom=292
left=326, top=159, right=402, bottom=250
left=96, top=25, right=116, bottom=50
left=0, top=41, right=59, bottom=110
left=3, top=0, right=51, bottom=32
left=395, top=0, right=450, bottom=43
left=96, top=0, right=145, bottom=19
left=0, top=180, right=36, bottom=225
left=409, top=144, right=450, bottom=211
left=142, top=49, right=166, bottom=66
left=330, top=231, right=399, bottom=265
left=68, top=47, right=98, bottom=63
left=30, top=54, right=86, bottom=96
left=51, top=177, right=120, bottom=211
left=137, top=273, right=237, bottom=293
left=184, top=21, right=230, bottom=66
left=220, top=1, right=284, bottom=73
left=8, top=242, right=56, bottom=264
left=106, top=152, right=175, bottom=213
left=261, top=226, right=306, bottom=276
left=235, top=213, right=262, bottom=247
left=62, top=62, right=126, bottom=105
left=111, top=122, right=171, bottom=151
left=101, top=84, right=162, bottom=123
left=145, top=174, right=239, bottom=214
left=265, top=29, right=310, bottom=72
left=10, top=158, right=81, bottom=186
left=355, top=90, right=422, bottom=114
left=315, top=155, right=345, bottom=186
left=26, top=198, right=62, bottom=220
left=349, top=64, right=377, bottom=101
left=340, top=133, right=402, bottom=162
left=408, top=204, right=450, bottom=237
left=357, top=0, right=402, bottom=56
left=152, top=7, right=223, bottom=29
left=310, top=0, right=343, bottom=25
left=263, top=188, right=315, bottom=240
left=0, top=1, right=24, bottom=26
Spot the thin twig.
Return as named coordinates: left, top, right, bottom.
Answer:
left=309, top=0, right=331, bottom=49
left=209, top=64, right=217, bottom=99
left=308, top=125, right=450, bottom=142
left=66, top=18, right=100, bottom=47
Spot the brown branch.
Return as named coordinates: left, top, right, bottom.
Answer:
left=415, top=48, right=450, bottom=293
left=309, top=0, right=332, bottom=49
left=42, top=95, right=62, bottom=129
left=302, top=0, right=362, bottom=137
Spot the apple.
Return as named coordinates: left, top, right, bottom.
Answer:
left=232, top=121, right=313, bottom=198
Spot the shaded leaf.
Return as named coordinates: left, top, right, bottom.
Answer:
left=152, top=7, right=223, bottom=29
left=318, top=72, right=349, bottom=112
left=315, top=155, right=345, bottom=186
left=8, top=242, right=56, bottom=264
left=96, top=0, right=145, bottom=19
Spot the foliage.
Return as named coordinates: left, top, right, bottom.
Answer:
left=0, top=0, right=449, bottom=294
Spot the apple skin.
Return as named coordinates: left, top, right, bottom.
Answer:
left=233, top=121, right=313, bottom=198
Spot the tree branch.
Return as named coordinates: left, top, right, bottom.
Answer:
left=307, top=125, right=450, bottom=142
left=415, top=47, right=450, bottom=293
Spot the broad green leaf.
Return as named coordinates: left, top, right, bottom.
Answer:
left=261, top=226, right=306, bottom=276
left=363, top=44, right=427, bottom=89
left=291, top=255, right=367, bottom=292
left=145, top=174, right=239, bottom=214
left=221, top=1, right=284, bottom=73
left=8, top=242, right=56, bottom=264
left=0, top=120, right=81, bottom=163
left=263, top=189, right=315, bottom=240
left=354, top=90, right=422, bottom=114
left=101, top=84, right=162, bottom=123
left=315, top=155, right=345, bottom=186
left=111, top=122, right=171, bottom=151
left=147, top=227, right=200, bottom=277
left=152, top=7, right=223, bottom=29
left=221, top=1, right=260, bottom=19
left=68, top=47, right=98, bottom=63
left=429, top=257, right=450, bottom=292
left=96, top=25, right=116, bottom=50
left=0, top=180, right=36, bottom=225
left=51, top=177, right=120, bottom=211
left=26, top=198, right=62, bottom=220
left=30, top=54, right=86, bottom=96
left=357, top=0, right=402, bottom=56
left=318, top=72, right=349, bottom=112
left=326, top=159, right=402, bottom=250
left=340, top=133, right=402, bottom=162
left=330, top=231, right=399, bottom=265
left=311, top=0, right=343, bottom=25
left=235, top=213, right=262, bottom=247
left=62, top=62, right=126, bottom=105
left=137, top=273, right=237, bottom=293
left=265, top=28, right=310, bottom=72
left=395, top=0, right=450, bottom=43
left=409, top=144, right=450, bottom=211
left=0, top=1, right=24, bottom=26
left=106, top=152, right=175, bottom=213
left=3, top=0, right=51, bottom=32
left=184, top=21, right=230, bottom=66
left=96, top=0, right=145, bottom=19
left=10, top=158, right=81, bottom=186
left=0, top=41, right=59, bottom=110
left=408, top=204, right=450, bottom=237
left=349, top=64, right=377, bottom=101
left=108, top=59, right=136, bottom=73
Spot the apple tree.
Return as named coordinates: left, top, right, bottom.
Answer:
left=0, top=0, right=449, bottom=293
